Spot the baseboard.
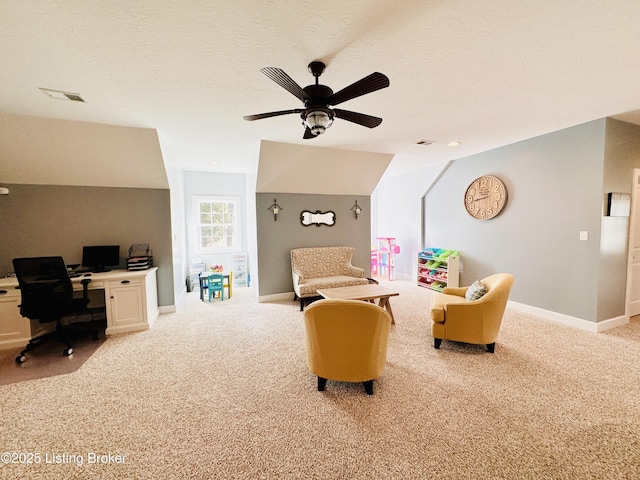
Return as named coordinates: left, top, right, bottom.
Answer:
left=371, top=273, right=414, bottom=282
left=106, top=322, right=149, bottom=335
left=257, top=289, right=629, bottom=332
left=593, top=315, right=629, bottom=332
left=258, top=292, right=295, bottom=303
left=159, top=305, right=176, bottom=314
left=393, top=272, right=414, bottom=282
left=507, top=300, right=629, bottom=333
left=0, top=337, right=31, bottom=350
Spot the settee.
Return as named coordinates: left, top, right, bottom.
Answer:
left=290, top=246, right=369, bottom=310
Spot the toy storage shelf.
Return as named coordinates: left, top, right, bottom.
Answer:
left=417, top=248, right=460, bottom=292
left=232, top=253, right=248, bottom=287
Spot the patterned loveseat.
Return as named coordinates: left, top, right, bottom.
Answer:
left=290, top=246, right=369, bottom=310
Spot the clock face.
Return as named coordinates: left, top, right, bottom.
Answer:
left=464, top=175, right=507, bottom=220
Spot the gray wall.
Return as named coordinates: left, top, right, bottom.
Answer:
left=256, top=193, right=371, bottom=297
left=424, top=119, right=607, bottom=321
left=0, top=184, right=175, bottom=306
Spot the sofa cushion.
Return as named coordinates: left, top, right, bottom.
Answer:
left=465, top=280, right=488, bottom=301
left=297, top=276, right=369, bottom=297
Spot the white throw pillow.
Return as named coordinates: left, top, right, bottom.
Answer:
left=465, top=280, right=488, bottom=301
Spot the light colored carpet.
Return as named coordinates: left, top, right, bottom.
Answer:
left=0, top=280, right=638, bottom=479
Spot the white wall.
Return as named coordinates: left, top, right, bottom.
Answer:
left=183, top=171, right=248, bottom=273
left=372, top=162, right=449, bottom=280
left=0, top=113, right=169, bottom=189
left=256, top=140, right=392, bottom=195
left=245, top=173, right=258, bottom=290
left=166, top=164, right=188, bottom=305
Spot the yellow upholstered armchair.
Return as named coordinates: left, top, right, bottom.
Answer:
left=303, top=299, right=392, bottom=395
left=430, top=273, right=514, bottom=353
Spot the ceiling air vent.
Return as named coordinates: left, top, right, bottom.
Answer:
left=39, top=88, right=86, bottom=102
left=414, top=139, right=436, bottom=146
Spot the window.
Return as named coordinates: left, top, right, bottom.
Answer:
left=194, top=196, right=240, bottom=252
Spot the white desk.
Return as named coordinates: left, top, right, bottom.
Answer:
left=0, top=268, right=158, bottom=349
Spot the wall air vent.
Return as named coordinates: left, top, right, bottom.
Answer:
left=414, top=139, right=436, bottom=146
left=39, top=88, right=86, bottom=102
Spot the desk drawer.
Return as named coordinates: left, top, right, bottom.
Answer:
left=73, top=280, right=105, bottom=290
left=109, top=278, right=142, bottom=288
left=0, top=286, right=20, bottom=299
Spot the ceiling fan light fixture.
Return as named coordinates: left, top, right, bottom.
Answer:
left=245, top=62, right=389, bottom=139
left=303, top=109, right=334, bottom=135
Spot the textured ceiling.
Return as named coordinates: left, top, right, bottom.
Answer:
left=2, top=0, right=640, bottom=181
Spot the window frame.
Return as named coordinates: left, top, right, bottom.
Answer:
left=193, top=195, right=242, bottom=253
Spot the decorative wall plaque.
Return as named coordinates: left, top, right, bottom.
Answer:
left=300, top=210, right=335, bottom=227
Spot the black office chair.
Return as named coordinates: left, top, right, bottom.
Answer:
left=12, top=256, right=99, bottom=364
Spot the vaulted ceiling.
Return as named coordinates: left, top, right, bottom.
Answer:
left=2, top=1, right=640, bottom=184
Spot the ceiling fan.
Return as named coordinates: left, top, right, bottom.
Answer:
left=243, top=61, right=390, bottom=139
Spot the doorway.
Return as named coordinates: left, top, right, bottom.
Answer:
left=626, top=168, right=640, bottom=317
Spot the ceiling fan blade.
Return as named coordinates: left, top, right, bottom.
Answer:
left=260, top=67, right=309, bottom=102
left=328, top=72, right=389, bottom=106
left=303, top=127, right=317, bottom=139
left=333, top=109, right=383, bottom=128
left=243, top=109, right=303, bottom=121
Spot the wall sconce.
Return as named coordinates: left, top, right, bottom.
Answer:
left=351, top=200, right=362, bottom=220
left=268, top=198, right=283, bottom=221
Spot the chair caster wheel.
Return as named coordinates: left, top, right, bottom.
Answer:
left=63, top=348, right=73, bottom=356
left=15, top=354, right=27, bottom=364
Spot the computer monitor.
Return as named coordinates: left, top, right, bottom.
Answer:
left=81, top=245, right=120, bottom=272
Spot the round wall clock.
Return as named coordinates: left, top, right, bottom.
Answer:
left=464, top=175, right=508, bottom=220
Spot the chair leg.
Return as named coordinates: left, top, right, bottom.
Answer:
left=199, top=277, right=208, bottom=301
left=487, top=343, right=495, bottom=353
left=300, top=298, right=305, bottom=311
left=16, top=322, right=75, bottom=363
left=434, top=338, right=442, bottom=349
left=363, top=380, right=374, bottom=395
left=317, top=377, right=327, bottom=391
